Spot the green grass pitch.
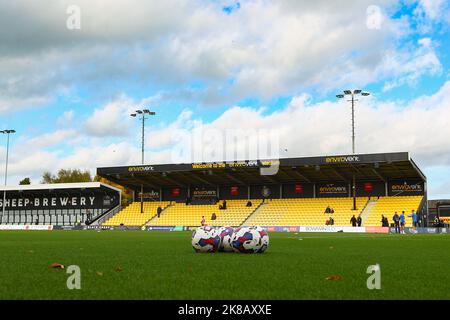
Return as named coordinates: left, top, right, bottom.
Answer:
left=0, top=230, right=449, bottom=300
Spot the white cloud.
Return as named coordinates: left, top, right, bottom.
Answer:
left=24, top=129, right=77, bottom=149
left=416, top=0, right=447, bottom=20
left=84, top=96, right=136, bottom=137
left=0, top=0, right=442, bottom=111
left=381, top=38, right=441, bottom=91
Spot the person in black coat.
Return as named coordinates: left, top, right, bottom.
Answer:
left=392, top=212, right=400, bottom=233
left=157, top=206, right=162, bottom=218
left=350, top=215, right=357, bottom=227
left=357, top=215, right=362, bottom=227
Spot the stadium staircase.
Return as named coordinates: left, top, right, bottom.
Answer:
left=240, top=202, right=268, bottom=226
left=359, top=199, right=377, bottom=226
left=147, top=200, right=261, bottom=227
left=145, top=203, right=174, bottom=225
left=102, top=201, right=170, bottom=226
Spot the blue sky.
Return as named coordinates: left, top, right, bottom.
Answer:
left=0, top=0, right=450, bottom=199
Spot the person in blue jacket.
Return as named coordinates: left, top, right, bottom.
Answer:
left=399, top=211, right=406, bottom=234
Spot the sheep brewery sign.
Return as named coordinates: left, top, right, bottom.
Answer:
left=0, top=195, right=107, bottom=210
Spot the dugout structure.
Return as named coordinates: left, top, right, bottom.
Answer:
left=97, top=152, right=427, bottom=223
left=0, top=182, right=121, bottom=226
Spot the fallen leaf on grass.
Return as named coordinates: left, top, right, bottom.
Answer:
left=96, top=272, right=103, bottom=276
left=329, top=246, right=334, bottom=250
left=326, top=275, right=342, bottom=281
left=49, top=263, right=65, bottom=269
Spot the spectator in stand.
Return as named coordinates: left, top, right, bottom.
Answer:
left=325, top=206, right=331, bottom=213
left=325, top=218, right=330, bottom=225
left=350, top=215, right=357, bottom=227
left=393, top=212, right=400, bottom=233
left=246, top=200, right=252, bottom=207
left=330, top=217, right=334, bottom=225
left=330, top=207, right=334, bottom=214
left=211, top=212, right=216, bottom=220
left=357, top=214, right=362, bottom=227
left=157, top=206, right=162, bottom=218
left=201, top=216, right=206, bottom=226
left=381, top=215, right=389, bottom=227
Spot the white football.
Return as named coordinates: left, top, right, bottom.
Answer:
left=191, top=226, right=221, bottom=253
left=231, top=226, right=269, bottom=253
left=217, top=227, right=234, bottom=252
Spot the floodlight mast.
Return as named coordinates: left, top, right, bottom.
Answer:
left=336, top=90, right=370, bottom=210
left=1, top=129, right=16, bottom=222
left=130, top=109, right=156, bottom=213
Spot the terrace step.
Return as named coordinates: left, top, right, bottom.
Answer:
left=144, top=203, right=173, bottom=226
left=240, top=202, right=268, bottom=226
left=360, top=200, right=378, bottom=226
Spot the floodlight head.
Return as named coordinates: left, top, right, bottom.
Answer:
left=361, top=92, right=370, bottom=96
left=135, top=110, right=143, bottom=114
left=143, top=109, right=150, bottom=114
left=353, top=89, right=362, bottom=94
left=1, top=129, right=15, bottom=134
left=344, top=90, right=352, bottom=95
left=336, top=94, right=344, bottom=99
left=149, top=111, right=156, bottom=115
left=130, top=113, right=137, bottom=117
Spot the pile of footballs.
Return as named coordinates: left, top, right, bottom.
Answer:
left=191, top=226, right=269, bottom=253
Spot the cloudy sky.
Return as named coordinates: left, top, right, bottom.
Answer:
left=0, top=0, right=449, bottom=199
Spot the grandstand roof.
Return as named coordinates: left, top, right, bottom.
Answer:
left=0, top=182, right=121, bottom=194
left=97, top=152, right=426, bottom=189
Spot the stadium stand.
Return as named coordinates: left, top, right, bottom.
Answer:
left=103, top=201, right=170, bottom=226
left=97, top=152, right=428, bottom=228
left=148, top=199, right=261, bottom=227
left=101, top=196, right=425, bottom=227
left=0, top=182, right=120, bottom=226
left=364, top=196, right=423, bottom=227
left=246, top=197, right=369, bottom=226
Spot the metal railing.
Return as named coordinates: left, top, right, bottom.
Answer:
left=90, top=205, right=121, bottom=226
